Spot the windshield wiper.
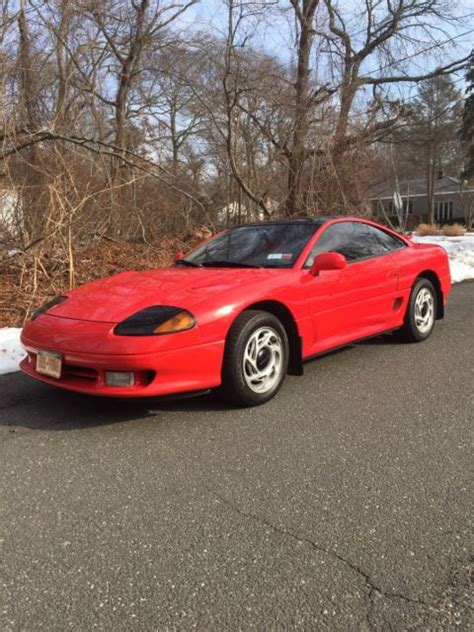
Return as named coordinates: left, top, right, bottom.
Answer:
left=200, top=260, right=262, bottom=269
left=175, top=259, right=202, bottom=268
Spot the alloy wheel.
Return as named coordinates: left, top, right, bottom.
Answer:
left=242, top=327, right=283, bottom=394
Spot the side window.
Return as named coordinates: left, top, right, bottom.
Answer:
left=368, top=225, right=406, bottom=252
left=349, top=223, right=386, bottom=259
left=305, top=222, right=405, bottom=266
left=305, top=224, right=344, bottom=266
left=305, top=223, right=364, bottom=265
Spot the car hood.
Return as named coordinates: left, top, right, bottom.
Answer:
left=45, top=267, right=282, bottom=323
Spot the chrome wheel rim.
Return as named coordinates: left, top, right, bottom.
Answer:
left=414, top=287, right=435, bottom=334
left=243, top=327, right=283, bottom=394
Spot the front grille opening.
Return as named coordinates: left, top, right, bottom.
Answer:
left=62, top=364, right=98, bottom=381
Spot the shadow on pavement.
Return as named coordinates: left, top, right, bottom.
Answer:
left=0, top=372, right=225, bottom=432
left=0, top=331, right=401, bottom=432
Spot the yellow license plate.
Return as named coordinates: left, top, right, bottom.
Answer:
left=36, top=350, right=62, bottom=378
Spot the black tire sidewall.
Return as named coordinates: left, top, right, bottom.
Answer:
left=222, top=311, right=289, bottom=406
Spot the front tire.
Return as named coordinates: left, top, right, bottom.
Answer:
left=216, top=310, right=289, bottom=407
left=398, top=278, right=437, bottom=342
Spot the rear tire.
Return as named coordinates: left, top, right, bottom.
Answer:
left=215, top=310, right=289, bottom=407
left=397, top=278, right=437, bottom=342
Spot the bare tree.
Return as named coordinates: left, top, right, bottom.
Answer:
left=324, top=0, right=470, bottom=156
left=1, top=0, right=470, bottom=238
left=221, top=0, right=272, bottom=216
left=285, top=0, right=323, bottom=214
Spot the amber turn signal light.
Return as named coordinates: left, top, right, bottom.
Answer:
left=153, top=310, right=195, bottom=334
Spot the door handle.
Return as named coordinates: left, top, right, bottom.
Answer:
left=386, top=271, right=398, bottom=279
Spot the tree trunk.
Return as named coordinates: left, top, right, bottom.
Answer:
left=426, top=147, right=436, bottom=224
left=285, top=0, right=319, bottom=216
left=18, top=0, right=45, bottom=240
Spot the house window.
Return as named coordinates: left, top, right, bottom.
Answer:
left=434, top=201, right=453, bottom=221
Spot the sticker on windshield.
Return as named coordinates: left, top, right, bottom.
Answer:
left=267, top=253, right=293, bottom=261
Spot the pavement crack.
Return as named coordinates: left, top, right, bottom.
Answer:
left=207, top=487, right=439, bottom=617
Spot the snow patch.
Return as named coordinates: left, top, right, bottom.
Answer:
left=0, top=328, right=26, bottom=375
left=411, top=233, right=474, bottom=284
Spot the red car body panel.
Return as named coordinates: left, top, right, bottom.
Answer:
left=20, top=218, right=451, bottom=398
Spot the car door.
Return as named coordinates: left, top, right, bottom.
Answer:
left=304, top=221, right=401, bottom=354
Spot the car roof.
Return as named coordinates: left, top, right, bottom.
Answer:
left=231, top=216, right=355, bottom=229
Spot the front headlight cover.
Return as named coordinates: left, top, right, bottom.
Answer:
left=114, top=306, right=196, bottom=336
left=31, top=296, right=68, bottom=320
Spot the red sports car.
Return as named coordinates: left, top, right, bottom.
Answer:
left=20, top=217, right=451, bottom=406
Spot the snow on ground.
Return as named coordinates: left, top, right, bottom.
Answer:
left=0, top=328, right=25, bottom=375
left=1, top=233, right=473, bottom=375
left=412, top=233, right=474, bottom=284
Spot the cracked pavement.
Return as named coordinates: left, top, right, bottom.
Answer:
left=1, top=282, right=473, bottom=630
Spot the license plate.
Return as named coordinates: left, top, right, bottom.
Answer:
left=36, top=350, right=62, bottom=378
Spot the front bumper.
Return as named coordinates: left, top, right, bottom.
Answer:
left=20, top=316, right=224, bottom=398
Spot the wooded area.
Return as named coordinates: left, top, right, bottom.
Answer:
left=0, top=0, right=472, bottom=324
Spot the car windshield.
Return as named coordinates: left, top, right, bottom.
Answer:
left=180, top=223, right=317, bottom=269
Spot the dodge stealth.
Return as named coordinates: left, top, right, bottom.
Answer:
left=20, top=217, right=451, bottom=406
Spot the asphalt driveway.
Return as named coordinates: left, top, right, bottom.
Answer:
left=1, top=283, right=473, bottom=631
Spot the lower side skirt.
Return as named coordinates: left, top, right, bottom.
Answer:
left=301, top=327, right=399, bottom=367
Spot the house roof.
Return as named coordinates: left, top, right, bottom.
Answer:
left=369, top=176, right=474, bottom=200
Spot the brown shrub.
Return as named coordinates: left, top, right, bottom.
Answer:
left=0, top=232, right=208, bottom=328
left=441, top=223, right=466, bottom=237
left=416, top=223, right=440, bottom=236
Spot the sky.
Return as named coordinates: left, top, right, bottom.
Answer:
left=181, top=0, right=474, bottom=101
